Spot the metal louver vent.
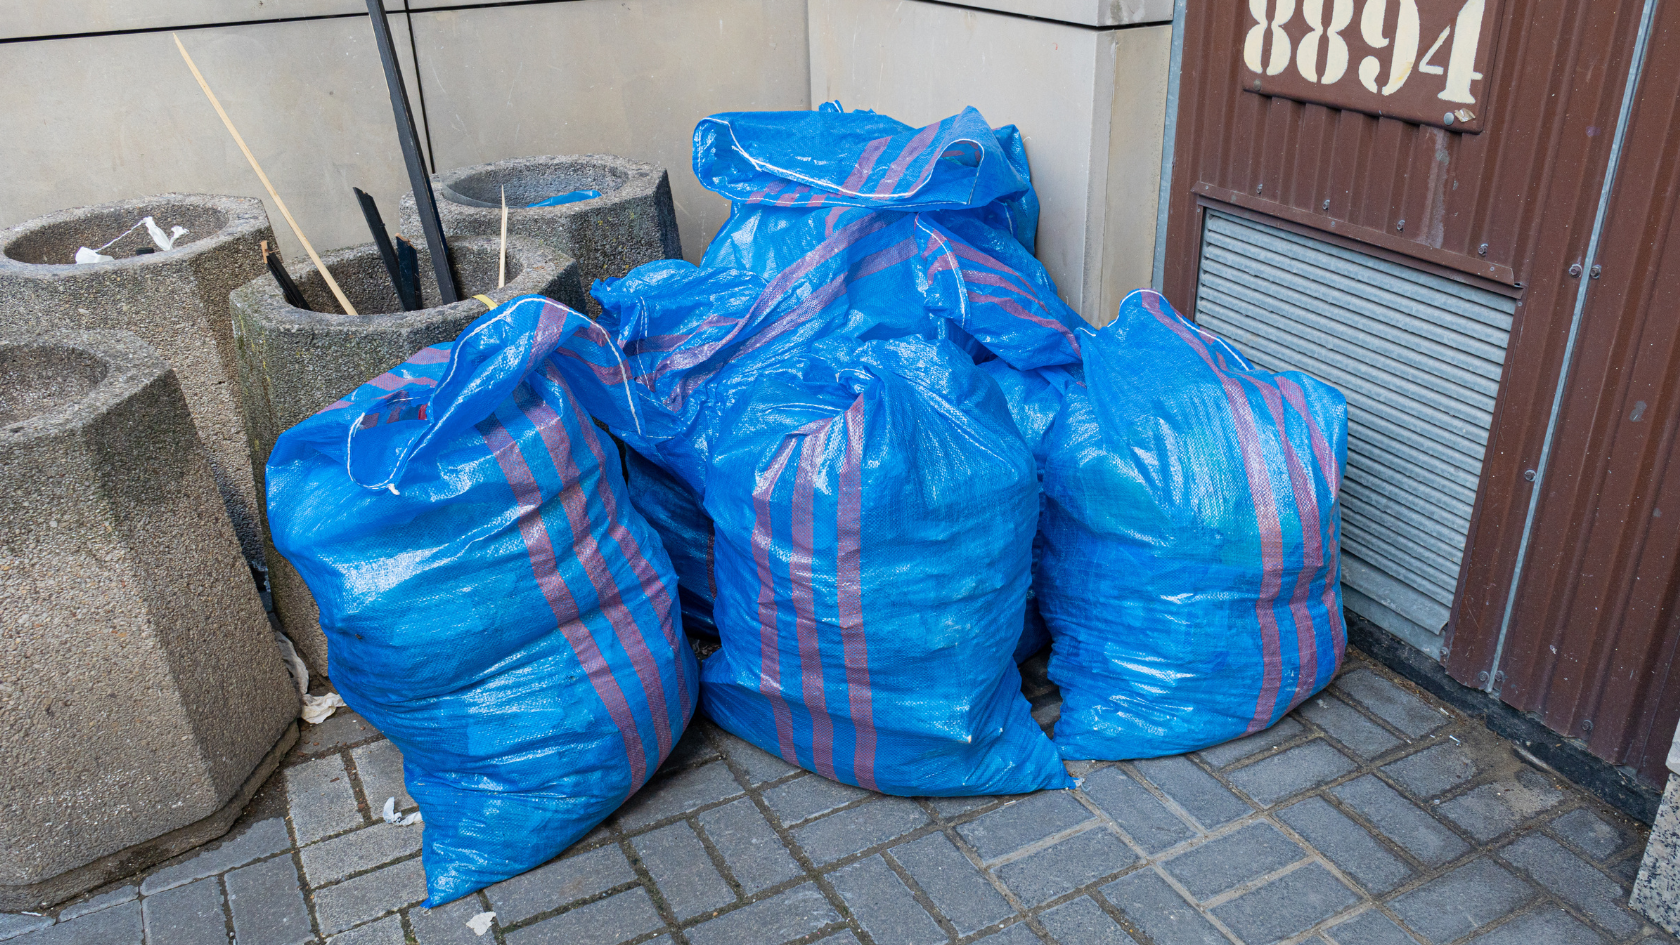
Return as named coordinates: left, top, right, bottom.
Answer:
left=1192, top=210, right=1515, bottom=657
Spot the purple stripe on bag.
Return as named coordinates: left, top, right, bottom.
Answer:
left=1279, top=378, right=1346, bottom=659
left=478, top=412, right=650, bottom=790
left=839, top=137, right=892, bottom=194
left=753, top=438, right=803, bottom=764
left=835, top=396, right=876, bottom=790
left=965, top=286, right=1082, bottom=355
left=1252, top=379, right=1325, bottom=712
left=790, top=426, right=838, bottom=780
left=409, top=346, right=449, bottom=364
left=875, top=123, right=940, bottom=195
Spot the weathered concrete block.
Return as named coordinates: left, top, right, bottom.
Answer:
left=399, top=154, right=682, bottom=315
left=1633, top=774, right=1680, bottom=935
left=0, top=195, right=274, bottom=561
left=0, top=329, right=299, bottom=911
left=230, top=236, right=582, bottom=674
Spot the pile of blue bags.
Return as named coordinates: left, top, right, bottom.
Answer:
left=266, top=103, right=1348, bottom=905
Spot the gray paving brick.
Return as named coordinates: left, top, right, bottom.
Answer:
left=1388, top=858, right=1535, bottom=944
left=813, top=934, right=864, bottom=945
left=793, top=797, right=929, bottom=865
left=1331, top=775, right=1468, bottom=867
left=683, top=883, right=841, bottom=945
left=485, top=844, right=637, bottom=924
left=696, top=798, right=802, bottom=894
left=505, top=887, right=666, bottom=945
left=1130, top=757, right=1250, bottom=828
left=663, top=722, right=722, bottom=771
left=225, top=854, right=313, bottom=945
left=326, top=914, right=404, bottom=945
left=1463, top=907, right=1610, bottom=945
left=1039, top=896, right=1138, bottom=945
left=615, top=761, right=744, bottom=832
left=763, top=775, right=872, bottom=826
left=1197, top=717, right=1307, bottom=768
left=297, top=710, right=381, bottom=754
left=1212, top=863, right=1359, bottom=944
left=1333, top=670, right=1447, bottom=739
left=926, top=796, right=999, bottom=818
left=632, top=822, right=734, bottom=920
left=140, top=819, right=291, bottom=894
left=299, top=823, right=423, bottom=888
left=1549, top=808, right=1631, bottom=861
left=409, top=896, right=493, bottom=944
left=313, top=857, right=427, bottom=935
left=57, top=884, right=136, bottom=921
left=1382, top=742, right=1479, bottom=798
left=350, top=740, right=413, bottom=813
left=1279, top=797, right=1413, bottom=895
left=286, top=754, right=365, bottom=845
left=1323, top=909, right=1416, bottom=945
left=0, top=914, right=53, bottom=941
left=889, top=832, right=1014, bottom=935
left=976, top=922, right=1046, bottom=944
left=1300, top=694, right=1402, bottom=759
left=1439, top=771, right=1564, bottom=842
left=1100, top=869, right=1227, bottom=945
left=11, top=900, right=141, bottom=944
left=958, top=792, right=1095, bottom=862
left=1228, top=739, right=1357, bottom=806
left=1501, top=834, right=1641, bottom=937
left=1078, top=767, right=1196, bottom=854
left=140, top=876, right=225, bottom=945
left=712, top=731, right=799, bottom=786
left=1162, top=822, right=1306, bottom=900
left=996, top=827, right=1137, bottom=906
left=830, top=855, right=944, bottom=945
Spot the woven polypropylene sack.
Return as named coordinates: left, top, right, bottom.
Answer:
left=266, top=296, right=697, bottom=904
left=1039, top=289, right=1347, bottom=760
left=625, top=449, right=717, bottom=636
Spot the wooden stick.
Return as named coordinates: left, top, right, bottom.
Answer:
left=499, top=185, right=508, bottom=289
left=173, top=33, right=358, bottom=316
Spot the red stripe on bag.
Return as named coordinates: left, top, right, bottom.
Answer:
left=1279, top=378, right=1347, bottom=660
left=753, top=438, right=803, bottom=764
left=836, top=396, right=877, bottom=791
left=840, top=137, right=892, bottom=195
left=1252, top=379, right=1325, bottom=711
left=875, top=123, right=939, bottom=195
left=790, top=428, right=838, bottom=780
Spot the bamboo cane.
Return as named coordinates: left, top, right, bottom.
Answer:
left=499, top=185, right=508, bottom=289
left=173, top=33, right=359, bottom=316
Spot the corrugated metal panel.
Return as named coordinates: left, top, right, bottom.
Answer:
left=1195, top=211, right=1515, bottom=652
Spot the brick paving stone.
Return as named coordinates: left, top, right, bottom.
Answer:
left=763, top=775, right=872, bottom=826
left=1388, top=858, right=1535, bottom=944
left=1129, top=757, right=1251, bottom=829
left=1440, top=771, right=1564, bottom=842
left=712, top=732, right=799, bottom=786
left=57, top=884, right=136, bottom=921
left=889, top=832, right=1014, bottom=935
left=1039, top=896, right=1138, bottom=945
left=1228, top=739, right=1358, bottom=807
left=996, top=827, right=1137, bottom=906
left=141, top=818, right=291, bottom=894
left=0, top=914, right=53, bottom=941
left=13, top=900, right=141, bottom=945
left=662, top=723, right=722, bottom=771
left=225, top=854, right=313, bottom=945
left=287, top=754, right=365, bottom=845
left=313, top=857, right=427, bottom=935
left=1278, top=797, right=1413, bottom=894
left=326, top=914, right=404, bottom=945
left=813, top=933, right=865, bottom=945
left=1501, top=834, right=1642, bottom=938
left=695, top=798, right=802, bottom=894
left=1078, top=768, right=1196, bottom=855
left=793, top=797, right=930, bottom=865
left=351, top=741, right=413, bottom=812
left=1333, top=670, right=1447, bottom=739
left=485, top=844, right=636, bottom=924
left=632, top=822, right=734, bottom=920
left=299, top=823, right=423, bottom=887
left=1331, top=775, right=1469, bottom=867
left=958, top=792, right=1096, bottom=862
left=682, top=883, right=840, bottom=945
left=1549, top=808, right=1631, bottom=861
left=1322, top=908, right=1417, bottom=945
left=297, top=711, right=382, bottom=754
left=1162, top=822, right=1306, bottom=900
left=1197, top=717, right=1306, bottom=769
left=1300, top=694, right=1402, bottom=759
left=408, top=896, right=492, bottom=944
left=1100, top=869, right=1228, bottom=945
left=1382, top=742, right=1479, bottom=798
left=140, top=876, right=225, bottom=945
left=1211, top=863, right=1359, bottom=944
left=1463, top=907, right=1610, bottom=945
left=976, top=923, right=1045, bottom=944
left=830, top=855, right=945, bottom=945
left=505, top=887, right=665, bottom=945
left=615, top=762, right=744, bottom=832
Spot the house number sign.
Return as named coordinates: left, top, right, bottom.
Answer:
left=1241, top=0, right=1499, bottom=132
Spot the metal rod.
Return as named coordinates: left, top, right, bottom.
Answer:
left=263, top=240, right=312, bottom=310
left=364, top=0, right=457, bottom=304
left=355, top=187, right=416, bottom=310
left=396, top=236, right=421, bottom=309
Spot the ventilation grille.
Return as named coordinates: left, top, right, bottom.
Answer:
left=1193, top=210, right=1515, bottom=655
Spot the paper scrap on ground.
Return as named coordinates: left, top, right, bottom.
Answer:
left=302, top=691, right=346, bottom=724
left=467, top=912, right=496, bottom=936
left=381, top=797, right=422, bottom=826
left=74, top=247, right=112, bottom=264
left=273, top=631, right=344, bottom=723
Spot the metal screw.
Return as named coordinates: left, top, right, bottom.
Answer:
left=1494, top=670, right=1506, bottom=685
left=1477, top=670, right=1490, bottom=683
left=1443, top=112, right=1456, bottom=126
left=1581, top=719, right=1594, bottom=733
left=1590, top=264, right=1602, bottom=279
left=1257, top=182, right=1264, bottom=194
left=1524, top=469, right=1537, bottom=482
left=1396, top=219, right=1405, bottom=231
left=1478, top=243, right=1489, bottom=256
left=1569, top=263, right=1583, bottom=277
left=1322, top=199, right=1331, bottom=210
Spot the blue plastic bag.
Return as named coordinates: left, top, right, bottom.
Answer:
left=267, top=296, right=697, bottom=904
left=624, top=448, right=717, bottom=636
left=1039, top=289, right=1347, bottom=759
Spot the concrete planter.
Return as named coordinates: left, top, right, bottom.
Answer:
left=399, top=154, right=682, bottom=315
left=0, top=329, right=299, bottom=911
left=231, top=235, right=581, bottom=674
left=0, top=194, right=273, bottom=561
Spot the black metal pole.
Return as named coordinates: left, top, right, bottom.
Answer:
left=354, top=187, right=416, bottom=310
left=364, top=0, right=457, bottom=305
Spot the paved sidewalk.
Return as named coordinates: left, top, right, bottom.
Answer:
left=3, top=649, right=1673, bottom=945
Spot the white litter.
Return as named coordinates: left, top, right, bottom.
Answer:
left=74, top=246, right=113, bottom=264
left=381, top=796, right=422, bottom=826
left=466, top=912, right=496, bottom=936
left=143, top=216, right=189, bottom=251
left=273, top=631, right=344, bottom=724
left=302, top=692, right=346, bottom=724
